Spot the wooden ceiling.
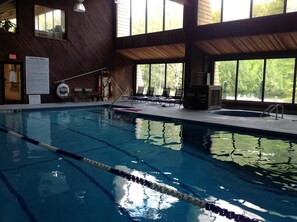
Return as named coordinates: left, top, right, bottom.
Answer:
left=116, top=43, right=185, bottom=61
left=194, top=32, right=297, bottom=55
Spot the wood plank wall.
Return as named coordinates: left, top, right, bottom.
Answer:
left=0, top=0, right=133, bottom=104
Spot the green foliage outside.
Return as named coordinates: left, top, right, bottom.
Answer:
left=252, top=0, right=284, bottom=17
left=131, top=0, right=183, bottom=35
left=216, top=58, right=295, bottom=102
left=208, top=0, right=288, bottom=24
left=137, top=63, right=183, bottom=96
left=237, top=60, right=264, bottom=100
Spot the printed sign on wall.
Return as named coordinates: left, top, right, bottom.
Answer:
left=26, top=56, right=49, bottom=94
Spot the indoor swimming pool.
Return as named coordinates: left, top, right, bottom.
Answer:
left=0, top=106, right=296, bottom=222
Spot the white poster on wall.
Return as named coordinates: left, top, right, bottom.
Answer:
left=28, top=95, right=41, bottom=104
left=26, top=56, right=49, bottom=94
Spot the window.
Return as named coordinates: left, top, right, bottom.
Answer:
left=165, top=0, right=183, bottom=30
left=132, top=0, right=146, bottom=35
left=35, top=5, right=66, bottom=39
left=223, top=0, right=250, bottom=22
left=198, top=0, right=221, bottom=26
left=136, top=62, right=184, bottom=96
left=295, top=76, right=297, bottom=104
left=116, top=0, right=184, bottom=37
left=150, top=64, right=165, bottom=95
left=0, top=0, right=17, bottom=33
left=252, top=0, right=284, bottom=18
left=166, top=63, right=184, bottom=96
left=215, top=57, right=296, bottom=104
left=136, top=64, right=150, bottom=94
left=147, top=0, right=164, bottom=33
left=214, top=61, right=237, bottom=100
left=237, top=60, right=264, bottom=101
left=198, top=0, right=290, bottom=25
left=264, top=58, right=295, bottom=103
left=287, top=0, right=297, bottom=13
left=117, top=0, right=130, bottom=37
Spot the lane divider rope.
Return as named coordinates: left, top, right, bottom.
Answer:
left=0, top=126, right=259, bottom=222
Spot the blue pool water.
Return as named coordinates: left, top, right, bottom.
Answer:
left=0, top=107, right=296, bottom=222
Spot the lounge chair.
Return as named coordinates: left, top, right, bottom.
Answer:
left=128, top=86, right=148, bottom=101
left=152, top=88, right=171, bottom=104
left=73, top=88, right=83, bottom=102
left=146, top=87, right=160, bottom=103
left=158, top=88, right=184, bottom=107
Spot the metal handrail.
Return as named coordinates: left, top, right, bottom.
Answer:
left=275, top=104, right=284, bottom=120
left=261, top=104, right=285, bottom=120
left=108, top=88, right=133, bottom=111
left=260, top=104, right=275, bottom=117
left=54, top=67, right=107, bottom=83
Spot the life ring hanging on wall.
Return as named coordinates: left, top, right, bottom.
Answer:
left=56, top=82, right=70, bottom=98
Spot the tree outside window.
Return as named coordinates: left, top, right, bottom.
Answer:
left=264, top=58, right=295, bottom=103
left=214, top=61, right=237, bottom=100
left=237, top=60, right=264, bottom=101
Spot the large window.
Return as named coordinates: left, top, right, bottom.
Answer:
left=136, top=64, right=150, bottom=94
left=117, top=0, right=130, bottom=37
left=0, top=0, right=17, bottom=33
left=35, top=5, right=66, bottom=40
left=198, top=0, right=291, bottom=26
left=264, top=58, right=295, bottom=103
left=214, top=61, right=237, bottom=100
left=131, top=0, right=146, bottom=35
left=117, top=0, right=183, bottom=37
left=253, top=0, right=284, bottom=18
left=150, top=64, right=166, bottom=95
left=198, top=0, right=221, bottom=26
left=214, top=57, right=296, bottom=104
left=165, top=0, right=183, bottom=30
left=166, top=63, right=184, bottom=95
left=136, top=63, right=184, bottom=96
left=287, top=0, right=297, bottom=13
left=165, top=0, right=184, bottom=30
left=147, top=0, right=163, bottom=33
left=223, top=0, right=250, bottom=22
left=237, top=60, right=264, bottom=101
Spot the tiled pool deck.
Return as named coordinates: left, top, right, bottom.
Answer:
left=1, top=101, right=296, bottom=138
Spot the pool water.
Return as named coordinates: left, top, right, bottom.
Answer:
left=0, top=107, right=296, bottom=222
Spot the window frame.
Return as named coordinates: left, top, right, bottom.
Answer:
left=34, top=4, right=67, bottom=40
left=214, top=56, right=297, bottom=104
left=135, top=62, right=185, bottom=96
left=0, top=0, right=17, bottom=33
left=116, top=0, right=184, bottom=38
left=198, top=0, right=292, bottom=26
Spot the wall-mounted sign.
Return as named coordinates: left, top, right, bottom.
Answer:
left=28, top=95, right=41, bottom=104
left=9, top=54, right=16, bottom=59
left=25, top=56, right=49, bottom=94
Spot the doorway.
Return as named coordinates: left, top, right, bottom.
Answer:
left=1, top=62, right=23, bottom=104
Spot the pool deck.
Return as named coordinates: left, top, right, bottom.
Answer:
left=1, top=101, right=297, bottom=138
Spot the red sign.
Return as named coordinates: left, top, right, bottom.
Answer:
left=9, top=54, right=17, bottom=60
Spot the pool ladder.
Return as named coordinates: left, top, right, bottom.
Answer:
left=261, top=104, right=284, bottom=120
left=108, top=88, right=133, bottom=111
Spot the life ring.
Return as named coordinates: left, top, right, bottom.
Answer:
left=56, top=83, right=70, bottom=98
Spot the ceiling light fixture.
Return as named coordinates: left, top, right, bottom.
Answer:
left=73, top=0, right=85, bottom=13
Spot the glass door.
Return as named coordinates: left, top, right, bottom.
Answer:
left=1, top=62, right=23, bottom=104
